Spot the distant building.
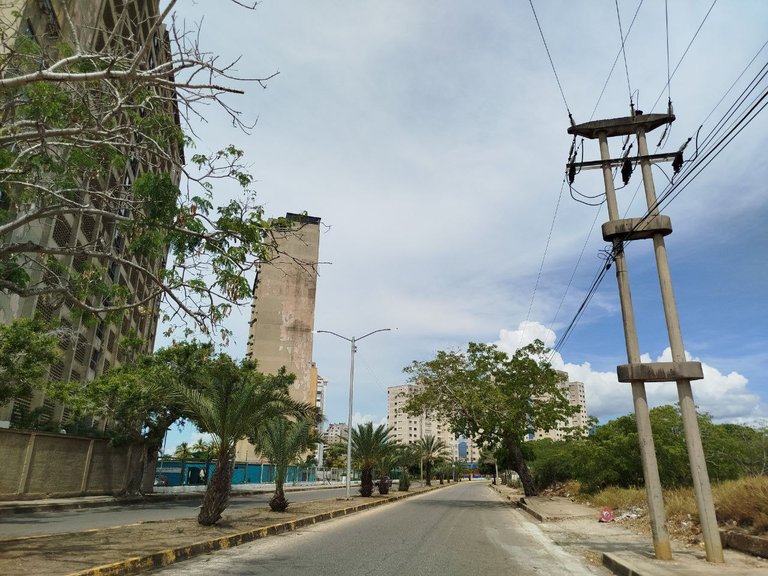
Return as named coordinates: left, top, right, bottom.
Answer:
left=386, top=384, right=459, bottom=460
left=314, top=369, right=328, bottom=466
left=529, top=378, right=588, bottom=441
left=235, top=213, right=321, bottom=461
left=325, top=422, right=349, bottom=445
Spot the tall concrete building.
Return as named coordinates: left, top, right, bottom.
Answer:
left=236, top=213, right=321, bottom=461
left=529, top=379, right=588, bottom=441
left=0, top=0, right=179, bottom=429
left=386, top=384, right=459, bottom=460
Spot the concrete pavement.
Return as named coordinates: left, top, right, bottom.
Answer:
left=2, top=481, right=766, bottom=575
left=491, top=483, right=768, bottom=576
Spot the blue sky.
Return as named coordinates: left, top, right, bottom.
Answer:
left=163, top=0, right=768, bottom=452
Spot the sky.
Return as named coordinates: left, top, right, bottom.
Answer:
left=163, top=0, right=768, bottom=453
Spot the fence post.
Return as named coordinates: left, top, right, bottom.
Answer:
left=17, top=433, right=36, bottom=496
left=122, top=444, right=134, bottom=493
left=80, top=439, right=95, bottom=494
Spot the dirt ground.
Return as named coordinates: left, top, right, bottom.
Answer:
left=0, top=489, right=422, bottom=576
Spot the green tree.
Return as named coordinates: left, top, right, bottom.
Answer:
left=416, top=435, right=448, bottom=486
left=350, top=423, right=394, bottom=497
left=322, top=441, right=347, bottom=469
left=191, top=439, right=216, bottom=484
left=174, top=442, right=193, bottom=485
left=251, top=413, right=318, bottom=511
left=49, top=341, right=214, bottom=493
left=393, top=443, right=419, bottom=492
left=179, top=357, right=306, bottom=525
left=0, top=319, right=59, bottom=407
left=527, top=439, right=578, bottom=489
left=0, top=1, right=289, bottom=339
left=452, top=459, right=470, bottom=482
left=404, top=340, right=576, bottom=496
left=478, top=446, right=499, bottom=484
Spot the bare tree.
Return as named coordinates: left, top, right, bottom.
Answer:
left=0, top=0, right=289, bottom=341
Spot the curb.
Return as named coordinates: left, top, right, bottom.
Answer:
left=721, top=530, right=768, bottom=559
left=65, top=485, right=449, bottom=576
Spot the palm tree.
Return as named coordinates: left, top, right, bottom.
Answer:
left=191, top=439, right=215, bottom=485
left=452, top=458, right=470, bottom=481
left=478, top=446, right=499, bottom=484
left=179, top=357, right=306, bottom=526
left=251, top=413, right=317, bottom=511
left=417, top=435, right=448, bottom=486
left=394, top=443, right=419, bottom=492
left=174, top=442, right=193, bottom=485
left=350, top=423, right=394, bottom=497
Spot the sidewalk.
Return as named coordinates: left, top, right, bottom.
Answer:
left=490, top=483, right=768, bottom=576
left=0, top=481, right=351, bottom=516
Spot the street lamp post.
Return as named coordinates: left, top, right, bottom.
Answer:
left=316, top=328, right=392, bottom=499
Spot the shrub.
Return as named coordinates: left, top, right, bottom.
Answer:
left=398, top=468, right=411, bottom=492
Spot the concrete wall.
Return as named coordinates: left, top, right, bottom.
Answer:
left=238, top=213, right=321, bottom=461
left=0, top=429, right=142, bottom=500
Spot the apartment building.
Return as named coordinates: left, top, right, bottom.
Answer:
left=325, top=422, right=348, bottom=445
left=0, top=0, right=179, bottom=429
left=529, top=379, right=588, bottom=441
left=386, top=384, right=459, bottom=460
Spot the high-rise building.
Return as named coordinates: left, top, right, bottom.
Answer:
left=529, top=379, right=588, bottom=441
left=313, top=367, right=328, bottom=466
left=0, top=0, right=179, bottom=429
left=325, top=422, right=348, bottom=445
left=235, top=213, right=321, bottom=461
left=386, top=384, right=459, bottom=460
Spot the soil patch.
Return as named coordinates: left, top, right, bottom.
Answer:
left=0, top=488, right=430, bottom=576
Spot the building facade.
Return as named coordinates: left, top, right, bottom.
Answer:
left=0, top=0, right=178, bottom=429
left=529, top=380, right=588, bottom=441
left=325, top=422, right=348, bottom=445
left=386, top=384, right=459, bottom=460
left=235, top=213, right=321, bottom=461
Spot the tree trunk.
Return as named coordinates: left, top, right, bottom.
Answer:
left=198, top=448, right=233, bottom=525
left=359, top=466, right=374, bottom=497
left=505, top=436, right=537, bottom=496
left=269, top=485, right=288, bottom=512
left=123, top=442, right=158, bottom=496
left=425, top=462, right=432, bottom=486
left=141, top=444, right=159, bottom=494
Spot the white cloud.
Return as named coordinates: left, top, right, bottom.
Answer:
left=497, top=322, right=768, bottom=424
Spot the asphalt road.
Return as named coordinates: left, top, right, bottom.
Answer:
left=0, top=487, right=349, bottom=538
left=150, top=482, right=608, bottom=576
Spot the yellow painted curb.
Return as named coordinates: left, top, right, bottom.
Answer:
left=67, top=484, right=452, bottom=576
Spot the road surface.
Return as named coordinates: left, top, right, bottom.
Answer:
left=151, top=481, right=608, bottom=576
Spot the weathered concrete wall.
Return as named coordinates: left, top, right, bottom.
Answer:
left=0, top=429, right=141, bottom=500
left=238, top=213, right=321, bottom=461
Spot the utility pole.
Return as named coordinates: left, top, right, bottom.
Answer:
left=567, top=110, right=724, bottom=563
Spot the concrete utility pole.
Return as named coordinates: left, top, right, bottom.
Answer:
left=567, top=110, right=724, bottom=563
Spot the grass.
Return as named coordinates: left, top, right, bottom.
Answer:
left=568, top=476, right=768, bottom=535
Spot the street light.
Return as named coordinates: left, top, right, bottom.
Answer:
left=316, top=328, right=392, bottom=499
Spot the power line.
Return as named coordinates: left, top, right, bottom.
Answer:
left=650, top=0, right=718, bottom=113
left=664, top=0, right=671, bottom=105
left=546, top=205, right=603, bottom=339
left=553, top=50, right=768, bottom=357
left=519, top=177, right=567, bottom=348
left=590, top=0, right=644, bottom=121
left=528, top=0, right=574, bottom=124
left=615, top=0, right=634, bottom=109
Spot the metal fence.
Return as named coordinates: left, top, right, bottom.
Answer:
left=153, top=458, right=355, bottom=487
